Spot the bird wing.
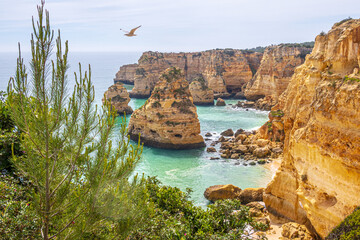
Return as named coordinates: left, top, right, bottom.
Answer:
left=129, top=25, right=141, bottom=35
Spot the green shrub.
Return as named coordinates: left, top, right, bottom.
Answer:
left=128, top=177, right=267, bottom=239
left=326, top=207, right=360, bottom=240
left=343, top=75, right=360, bottom=83
left=0, top=175, right=40, bottom=239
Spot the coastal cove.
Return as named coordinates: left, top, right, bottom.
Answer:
left=0, top=52, right=274, bottom=207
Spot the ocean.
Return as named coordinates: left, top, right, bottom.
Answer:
left=0, top=51, right=273, bottom=206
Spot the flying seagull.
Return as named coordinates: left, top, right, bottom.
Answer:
left=120, top=25, right=141, bottom=37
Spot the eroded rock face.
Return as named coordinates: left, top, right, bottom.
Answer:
left=116, top=50, right=263, bottom=98
left=204, top=184, right=242, bottom=202
left=189, top=77, right=214, bottom=105
left=128, top=67, right=205, bottom=149
left=244, top=44, right=312, bottom=104
left=263, top=19, right=360, bottom=238
left=114, top=63, right=138, bottom=84
left=103, top=83, right=133, bottom=115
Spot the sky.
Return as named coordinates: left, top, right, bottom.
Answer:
left=0, top=0, right=359, bottom=53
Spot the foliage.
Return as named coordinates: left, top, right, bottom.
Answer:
left=343, top=75, right=360, bottom=83
left=326, top=207, right=360, bottom=240
left=135, top=68, right=146, bottom=76
left=270, top=110, right=284, bottom=117
left=6, top=1, right=147, bottom=239
left=335, top=17, right=353, bottom=27
left=128, top=177, right=268, bottom=240
left=0, top=175, right=40, bottom=239
left=161, top=67, right=183, bottom=83
left=0, top=92, right=22, bottom=174
left=152, top=101, right=161, bottom=108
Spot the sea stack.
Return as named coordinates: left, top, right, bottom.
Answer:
left=128, top=67, right=205, bottom=149
left=263, top=19, right=360, bottom=238
left=103, top=83, right=133, bottom=115
left=189, top=76, right=214, bottom=105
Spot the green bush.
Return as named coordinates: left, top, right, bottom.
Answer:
left=0, top=175, right=40, bottom=239
left=326, top=207, right=360, bottom=240
left=128, top=177, right=267, bottom=239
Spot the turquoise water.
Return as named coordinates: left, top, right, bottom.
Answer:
left=1, top=52, right=272, bottom=207
left=125, top=88, right=271, bottom=206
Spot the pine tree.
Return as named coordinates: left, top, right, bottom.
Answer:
left=7, top=1, right=148, bottom=239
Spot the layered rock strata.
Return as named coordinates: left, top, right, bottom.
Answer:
left=114, top=49, right=263, bottom=98
left=103, top=83, right=133, bottom=115
left=244, top=44, right=312, bottom=106
left=128, top=67, right=205, bottom=149
left=114, top=63, right=138, bottom=84
left=189, top=77, right=214, bottom=105
left=263, top=19, right=360, bottom=238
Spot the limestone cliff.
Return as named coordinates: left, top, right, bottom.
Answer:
left=245, top=44, right=312, bottom=102
left=114, top=64, right=138, bottom=84
left=263, top=19, right=360, bottom=239
left=128, top=67, right=205, bottom=149
left=115, top=49, right=263, bottom=98
left=189, top=77, right=214, bottom=105
left=103, top=83, right=133, bottom=115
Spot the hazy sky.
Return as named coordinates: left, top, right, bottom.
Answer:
left=0, top=0, right=359, bottom=52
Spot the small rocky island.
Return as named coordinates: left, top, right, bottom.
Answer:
left=128, top=67, right=205, bottom=149
left=189, top=76, right=214, bottom=105
left=103, top=83, right=133, bottom=115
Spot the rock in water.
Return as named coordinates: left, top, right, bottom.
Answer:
left=189, top=77, right=214, bottom=105
left=114, top=63, right=138, bottom=84
left=204, top=184, right=242, bottom=202
left=216, top=98, right=226, bottom=106
left=128, top=67, right=205, bottom=149
left=103, top=83, right=133, bottom=115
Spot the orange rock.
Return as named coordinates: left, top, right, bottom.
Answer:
left=264, top=19, right=360, bottom=238
left=204, top=184, right=242, bottom=202
left=128, top=67, right=205, bottom=149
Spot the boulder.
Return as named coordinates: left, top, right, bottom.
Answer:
left=256, top=139, right=270, bottom=147
left=204, top=184, right=242, bottom=202
left=221, top=129, right=234, bottom=136
left=205, top=132, right=212, bottom=137
left=233, top=145, right=248, bottom=154
left=216, top=98, right=226, bottom=106
left=206, top=147, right=216, bottom=153
left=253, top=147, right=271, bottom=158
left=281, top=222, right=313, bottom=240
left=238, top=188, right=264, bottom=204
left=234, top=128, right=245, bottom=137
left=103, top=83, right=133, bottom=115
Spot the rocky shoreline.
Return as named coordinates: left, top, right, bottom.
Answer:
left=204, top=128, right=283, bottom=166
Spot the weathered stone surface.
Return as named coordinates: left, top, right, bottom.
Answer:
left=128, top=67, right=205, bottom=149
left=204, top=184, right=242, bottom=202
left=238, top=188, right=264, bottom=204
left=281, top=222, right=313, bottom=240
left=189, top=77, right=214, bottom=105
left=206, top=147, right=216, bottom=153
left=220, top=129, right=234, bottom=136
left=264, top=19, right=360, bottom=238
left=245, top=44, right=312, bottom=103
left=119, top=50, right=263, bottom=98
left=103, top=83, right=133, bottom=115
left=216, top=98, right=226, bottom=106
left=114, top=63, right=138, bottom=84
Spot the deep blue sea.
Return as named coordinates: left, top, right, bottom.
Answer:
left=0, top=51, right=273, bottom=206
